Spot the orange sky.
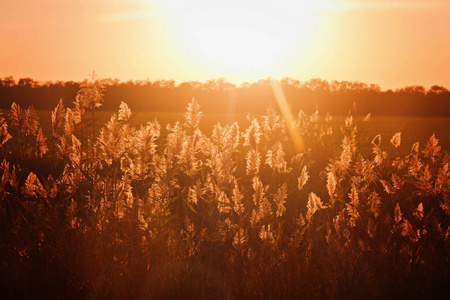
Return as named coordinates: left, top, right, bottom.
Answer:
left=1, top=0, right=450, bottom=90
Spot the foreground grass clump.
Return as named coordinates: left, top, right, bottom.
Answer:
left=1, top=78, right=450, bottom=299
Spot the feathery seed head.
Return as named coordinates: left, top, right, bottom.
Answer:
left=244, top=118, right=261, bottom=150
left=298, top=166, right=309, bottom=190
left=246, top=149, right=261, bottom=176
left=184, top=98, right=203, bottom=129
left=390, top=132, right=401, bottom=148
left=423, top=134, right=441, bottom=161
left=395, top=203, right=402, bottom=224
left=118, top=101, right=132, bottom=122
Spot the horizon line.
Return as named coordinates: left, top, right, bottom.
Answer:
left=1, top=75, right=448, bottom=92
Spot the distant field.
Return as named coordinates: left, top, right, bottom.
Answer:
left=33, top=110, right=450, bottom=155
left=35, top=110, right=249, bottom=136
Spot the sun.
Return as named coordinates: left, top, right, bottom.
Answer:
left=156, top=0, right=336, bottom=82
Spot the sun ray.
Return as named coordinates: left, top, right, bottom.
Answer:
left=270, top=79, right=305, bottom=153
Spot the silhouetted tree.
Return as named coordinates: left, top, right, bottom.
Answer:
left=1, top=77, right=449, bottom=117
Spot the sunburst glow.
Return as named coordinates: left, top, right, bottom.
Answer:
left=156, top=0, right=340, bottom=81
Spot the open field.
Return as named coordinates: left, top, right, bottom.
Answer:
left=2, top=103, right=450, bottom=299
left=35, top=109, right=450, bottom=155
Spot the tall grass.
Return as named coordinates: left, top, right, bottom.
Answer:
left=1, top=77, right=450, bottom=299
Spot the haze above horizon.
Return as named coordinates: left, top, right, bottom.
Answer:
left=1, top=0, right=450, bottom=90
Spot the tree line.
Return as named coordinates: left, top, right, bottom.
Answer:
left=1, top=76, right=449, bottom=117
